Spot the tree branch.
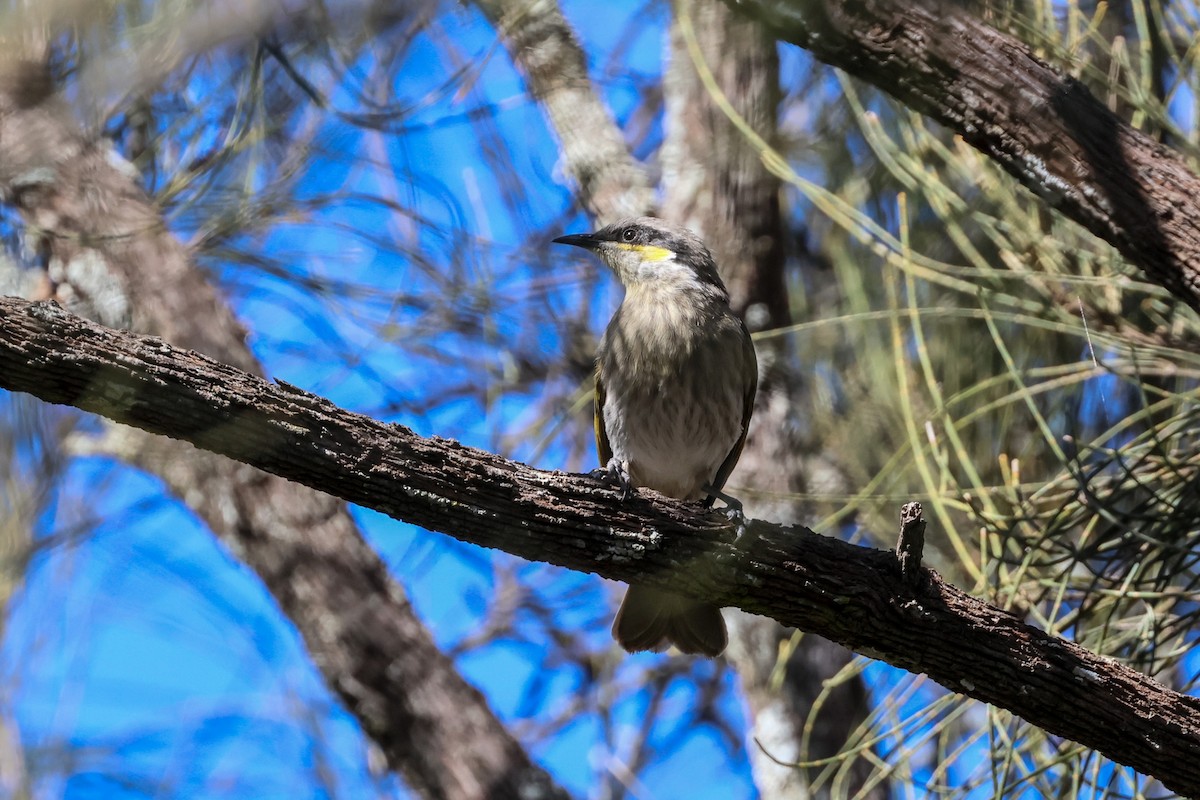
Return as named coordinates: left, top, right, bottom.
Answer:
left=474, top=0, right=656, bottom=221
left=729, top=0, right=1200, bottom=312
left=4, top=294, right=1200, bottom=795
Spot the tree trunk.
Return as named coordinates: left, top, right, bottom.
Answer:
left=661, top=1, right=883, bottom=795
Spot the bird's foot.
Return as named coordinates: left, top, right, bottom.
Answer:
left=702, top=483, right=743, bottom=514
left=590, top=457, right=634, bottom=501
left=703, top=484, right=751, bottom=542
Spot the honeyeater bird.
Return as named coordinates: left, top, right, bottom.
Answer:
left=553, top=217, right=758, bottom=657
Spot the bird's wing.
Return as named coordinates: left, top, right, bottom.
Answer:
left=706, top=325, right=758, bottom=502
left=594, top=369, right=613, bottom=466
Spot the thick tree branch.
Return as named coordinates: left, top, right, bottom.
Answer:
left=730, top=0, right=1200, bottom=312
left=4, top=294, right=1200, bottom=796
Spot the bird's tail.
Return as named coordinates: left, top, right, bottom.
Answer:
left=612, top=585, right=727, bottom=657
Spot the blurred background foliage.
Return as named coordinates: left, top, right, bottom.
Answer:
left=1, top=0, right=1199, bottom=797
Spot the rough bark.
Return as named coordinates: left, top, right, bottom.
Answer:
left=661, top=2, right=880, bottom=796
left=0, top=59, right=567, bottom=800
left=662, top=0, right=788, bottom=324
left=3, top=294, right=1200, bottom=797
left=727, top=0, right=1200, bottom=312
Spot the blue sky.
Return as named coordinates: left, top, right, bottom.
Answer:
left=2, top=1, right=1195, bottom=798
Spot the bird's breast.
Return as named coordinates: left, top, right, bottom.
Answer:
left=598, top=299, right=750, bottom=500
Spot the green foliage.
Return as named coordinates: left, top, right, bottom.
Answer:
left=739, top=0, right=1200, bottom=793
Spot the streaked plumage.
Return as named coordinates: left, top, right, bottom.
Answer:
left=554, top=217, right=757, bottom=657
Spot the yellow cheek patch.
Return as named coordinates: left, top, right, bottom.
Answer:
left=616, top=243, right=675, bottom=261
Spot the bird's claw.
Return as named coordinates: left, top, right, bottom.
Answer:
left=590, top=457, right=633, bottom=501
left=720, top=504, right=753, bottom=543
left=702, top=483, right=742, bottom=513
left=703, top=484, right=752, bottom=542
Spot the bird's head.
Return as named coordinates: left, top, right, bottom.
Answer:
left=553, top=217, right=727, bottom=294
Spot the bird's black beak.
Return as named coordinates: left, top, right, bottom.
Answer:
left=552, top=232, right=603, bottom=251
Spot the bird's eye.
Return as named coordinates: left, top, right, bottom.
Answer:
left=621, top=228, right=636, bottom=242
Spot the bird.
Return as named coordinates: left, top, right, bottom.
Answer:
left=553, top=216, right=758, bottom=657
